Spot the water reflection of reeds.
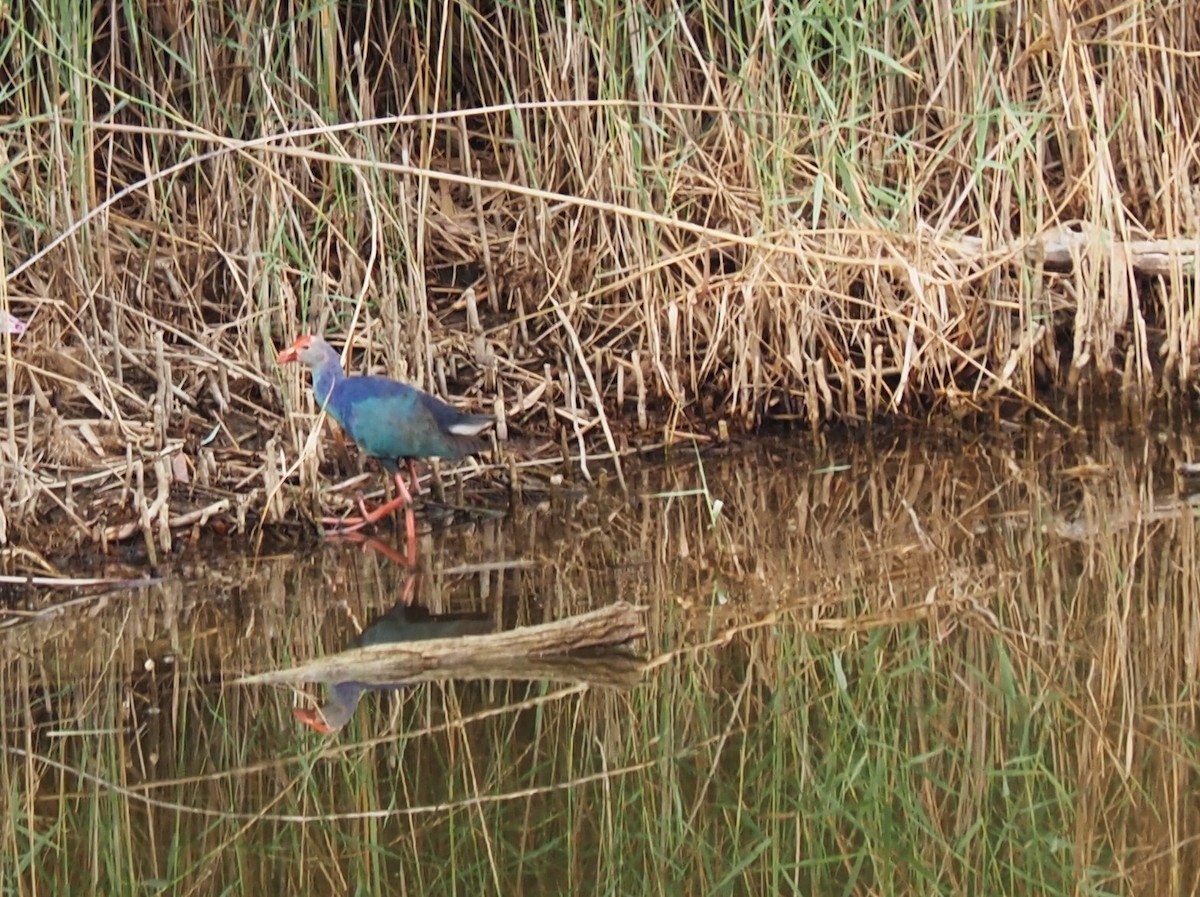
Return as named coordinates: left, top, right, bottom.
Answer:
left=4, top=424, right=1200, bottom=893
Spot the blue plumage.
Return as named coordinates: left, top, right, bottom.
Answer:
left=326, top=377, right=489, bottom=472
left=282, top=335, right=491, bottom=473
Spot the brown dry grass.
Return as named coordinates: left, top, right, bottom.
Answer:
left=2, top=1, right=1199, bottom=544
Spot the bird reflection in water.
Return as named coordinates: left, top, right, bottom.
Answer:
left=325, top=529, right=420, bottom=568
left=293, top=587, right=493, bottom=734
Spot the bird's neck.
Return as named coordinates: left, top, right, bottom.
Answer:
left=311, top=358, right=346, bottom=410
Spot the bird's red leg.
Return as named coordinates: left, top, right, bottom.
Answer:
left=394, top=471, right=418, bottom=561
left=406, top=458, right=421, bottom=497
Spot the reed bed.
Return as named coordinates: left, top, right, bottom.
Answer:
left=2, top=2, right=1199, bottom=543
left=4, top=421, right=1200, bottom=893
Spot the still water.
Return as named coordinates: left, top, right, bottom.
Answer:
left=4, top=421, right=1200, bottom=895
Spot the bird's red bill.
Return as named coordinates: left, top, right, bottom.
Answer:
left=293, top=706, right=332, bottom=734
left=277, top=335, right=315, bottom=365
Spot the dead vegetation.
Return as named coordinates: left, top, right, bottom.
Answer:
left=1, top=1, right=1199, bottom=545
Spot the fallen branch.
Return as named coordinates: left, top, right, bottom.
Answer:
left=100, top=498, right=232, bottom=542
left=237, top=601, right=648, bottom=689
left=953, top=223, right=1200, bottom=276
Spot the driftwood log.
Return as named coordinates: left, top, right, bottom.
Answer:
left=953, top=223, right=1200, bottom=276
left=237, top=601, right=648, bottom=690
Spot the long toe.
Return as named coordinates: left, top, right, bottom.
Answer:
left=322, top=515, right=371, bottom=534
left=355, top=494, right=376, bottom=521
left=360, top=495, right=411, bottom=526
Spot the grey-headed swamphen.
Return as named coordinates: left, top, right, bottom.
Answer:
left=277, top=335, right=492, bottom=554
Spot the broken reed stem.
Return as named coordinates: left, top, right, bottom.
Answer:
left=0, top=573, right=160, bottom=589
left=550, top=293, right=626, bottom=491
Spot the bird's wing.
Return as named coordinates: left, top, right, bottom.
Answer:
left=334, top=377, right=458, bottom=460
left=418, top=390, right=492, bottom=435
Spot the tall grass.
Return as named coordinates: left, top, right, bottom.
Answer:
left=0, top=1, right=1197, bottom=538
left=5, top=421, right=1200, bottom=893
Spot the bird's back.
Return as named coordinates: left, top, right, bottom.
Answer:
left=330, top=375, right=490, bottom=465
left=359, top=605, right=494, bottom=647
